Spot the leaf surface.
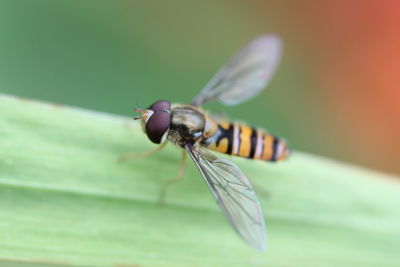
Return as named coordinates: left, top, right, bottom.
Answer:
left=0, top=94, right=399, bottom=266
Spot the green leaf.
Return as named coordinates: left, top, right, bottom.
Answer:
left=0, top=94, right=399, bottom=266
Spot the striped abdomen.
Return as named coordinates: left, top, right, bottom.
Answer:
left=201, top=122, right=290, bottom=161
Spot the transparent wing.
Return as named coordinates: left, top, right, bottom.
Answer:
left=185, top=144, right=266, bottom=251
left=191, top=34, right=282, bottom=106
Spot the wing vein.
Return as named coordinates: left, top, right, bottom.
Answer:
left=185, top=144, right=266, bottom=251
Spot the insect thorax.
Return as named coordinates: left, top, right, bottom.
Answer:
left=167, top=105, right=207, bottom=147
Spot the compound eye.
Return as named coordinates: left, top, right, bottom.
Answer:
left=148, top=100, right=171, bottom=113
left=145, top=111, right=170, bottom=144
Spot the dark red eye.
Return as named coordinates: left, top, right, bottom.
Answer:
left=145, top=101, right=171, bottom=144
left=148, top=100, right=171, bottom=113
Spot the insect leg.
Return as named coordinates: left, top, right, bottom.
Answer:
left=158, top=149, right=187, bottom=204
left=118, top=141, right=167, bottom=162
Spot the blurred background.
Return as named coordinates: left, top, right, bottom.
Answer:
left=0, top=0, right=398, bottom=175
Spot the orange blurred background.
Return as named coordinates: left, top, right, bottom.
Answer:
left=256, top=1, right=400, bottom=174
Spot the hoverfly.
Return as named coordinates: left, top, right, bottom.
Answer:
left=129, top=34, right=289, bottom=251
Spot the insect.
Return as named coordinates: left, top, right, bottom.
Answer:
left=127, top=34, right=289, bottom=251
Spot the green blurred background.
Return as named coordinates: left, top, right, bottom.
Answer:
left=1, top=0, right=399, bottom=175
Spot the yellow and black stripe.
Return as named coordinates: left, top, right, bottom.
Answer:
left=202, top=122, right=289, bottom=162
